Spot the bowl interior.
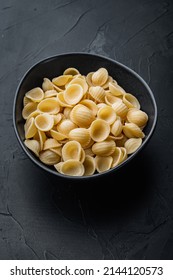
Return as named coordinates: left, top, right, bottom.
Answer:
left=13, top=53, right=157, bottom=179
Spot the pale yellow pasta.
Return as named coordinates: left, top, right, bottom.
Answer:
left=39, top=149, right=61, bottom=165
left=69, top=128, right=91, bottom=148
left=126, top=108, right=148, bottom=127
left=44, top=90, right=58, bottom=98
left=120, top=147, right=128, bottom=162
left=24, top=117, right=37, bottom=139
left=64, top=84, right=83, bottom=105
left=57, top=119, right=77, bottom=135
left=50, top=147, right=62, bottom=156
left=38, top=98, right=60, bottom=114
left=52, top=75, right=72, bottom=87
left=62, top=140, right=82, bottom=162
left=111, top=147, right=123, bottom=167
left=24, top=139, right=40, bottom=157
left=105, top=93, right=122, bottom=106
left=50, top=129, right=67, bottom=141
left=95, top=156, right=113, bottom=173
left=90, top=119, right=110, bottom=142
left=80, top=99, right=98, bottom=116
left=70, top=104, right=95, bottom=128
left=68, top=77, right=88, bottom=94
left=97, top=105, right=116, bottom=124
left=86, top=72, right=94, bottom=86
left=23, top=96, right=30, bottom=107
left=89, top=86, right=105, bottom=103
left=33, top=130, right=46, bottom=150
left=123, top=123, right=145, bottom=138
left=56, top=159, right=84, bottom=176
left=43, top=138, right=61, bottom=150
left=53, top=113, right=63, bottom=125
left=22, top=67, right=148, bottom=176
left=42, top=78, right=54, bottom=91
left=92, top=140, right=116, bottom=156
left=102, top=76, right=113, bottom=89
left=124, top=138, right=142, bottom=154
left=123, top=93, right=140, bottom=109
left=25, top=87, right=44, bottom=102
left=63, top=107, right=72, bottom=118
left=112, top=101, right=128, bottom=119
left=92, top=68, right=108, bottom=86
left=110, top=119, right=123, bottom=137
left=109, top=82, right=125, bottom=96
left=35, top=113, right=54, bottom=131
left=22, top=102, right=38, bottom=120
left=63, top=67, right=79, bottom=76
left=56, top=91, right=73, bottom=107
left=83, top=155, right=95, bottom=176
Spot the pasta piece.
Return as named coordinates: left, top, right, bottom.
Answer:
left=102, top=76, right=113, bottom=89
left=92, top=140, right=116, bottom=156
left=70, top=104, right=95, bottom=128
left=89, top=86, right=105, bottom=103
left=64, top=84, right=84, bottom=105
left=23, top=96, right=30, bottom=107
left=57, top=119, right=77, bottom=135
left=80, top=99, right=98, bottom=116
left=123, top=93, right=140, bottom=109
left=86, top=72, right=94, bottom=86
left=92, top=68, right=108, bottom=86
left=111, top=147, right=123, bottom=167
left=33, top=130, right=47, bottom=151
left=97, top=105, right=116, bottom=124
left=69, top=128, right=91, bottom=148
left=50, top=129, right=68, bottom=141
left=109, top=82, right=125, bottom=96
left=126, top=108, right=148, bottom=127
left=24, top=117, right=37, bottom=139
left=25, top=87, right=44, bottom=102
left=38, top=98, right=60, bottom=114
left=123, top=123, right=145, bottom=138
left=56, top=159, right=84, bottom=176
left=42, top=78, right=54, bottom=91
left=68, top=77, right=88, bottom=94
left=110, top=119, right=123, bottom=137
left=44, top=90, right=58, bottom=98
left=35, top=113, right=54, bottom=131
left=24, top=139, right=40, bottom=157
left=43, top=138, right=61, bottom=150
left=62, top=140, right=82, bottom=161
left=95, top=156, right=113, bottom=173
left=124, top=138, right=142, bottom=154
left=52, top=75, right=72, bottom=87
left=63, top=67, right=79, bottom=76
left=89, top=119, right=110, bottom=142
left=56, top=91, right=73, bottom=107
left=112, top=101, right=128, bottom=119
left=39, top=149, right=60, bottom=165
left=83, top=155, right=95, bottom=176
left=22, top=102, right=38, bottom=120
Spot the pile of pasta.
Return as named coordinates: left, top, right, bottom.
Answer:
left=22, top=67, right=148, bottom=176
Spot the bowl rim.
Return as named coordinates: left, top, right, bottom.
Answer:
left=13, top=52, right=158, bottom=180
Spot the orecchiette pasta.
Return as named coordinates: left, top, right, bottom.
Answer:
left=22, top=67, right=148, bottom=176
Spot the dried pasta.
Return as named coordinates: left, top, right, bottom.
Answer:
left=22, top=67, right=148, bottom=176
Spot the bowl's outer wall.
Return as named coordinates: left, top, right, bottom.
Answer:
left=14, top=53, right=157, bottom=179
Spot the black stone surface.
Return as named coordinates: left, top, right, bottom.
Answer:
left=0, top=0, right=173, bottom=260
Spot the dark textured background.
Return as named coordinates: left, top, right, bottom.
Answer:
left=0, top=0, right=173, bottom=260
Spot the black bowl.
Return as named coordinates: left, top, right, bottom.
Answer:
left=13, top=52, right=157, bottom=180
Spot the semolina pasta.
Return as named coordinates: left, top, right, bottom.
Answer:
left=22, top=67, right=148, bottom=176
